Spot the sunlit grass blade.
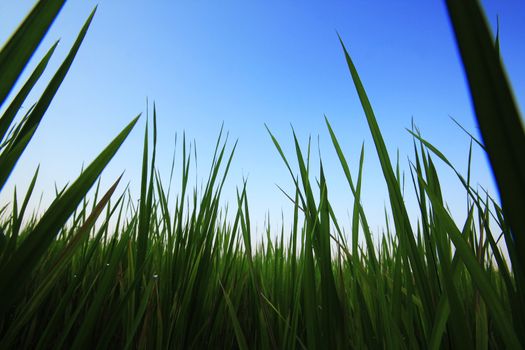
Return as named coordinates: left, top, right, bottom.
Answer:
left=338, top=35, right=435, bottom=334
left=325, top=116, right=378, bottom=269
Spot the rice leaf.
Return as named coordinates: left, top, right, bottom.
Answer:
left=0, top=7, right=97, bottom=191
left=445, top=0, right=525, bottom=273
left=0, top=115, right=139, bottom=316
left=0, top=0, right=65, bottom=106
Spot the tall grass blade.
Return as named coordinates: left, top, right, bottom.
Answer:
left=0, top=8, right=97, bottom=191
left=338, top=35, right=435, bottom=334
left=445, top=0, right=525, bottom=273
left=0, top=0, right=65, bottom=106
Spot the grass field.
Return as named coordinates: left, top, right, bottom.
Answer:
left=1, top=1, right=524, bottom=349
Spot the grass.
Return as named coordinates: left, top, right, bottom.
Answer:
left=0, top=0, right=524, bottom=348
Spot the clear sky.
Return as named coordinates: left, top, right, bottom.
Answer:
left=1, top=1, right=524, bottom=239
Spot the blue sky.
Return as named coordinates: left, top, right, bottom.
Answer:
left=1, top=1, right=524, bottom=238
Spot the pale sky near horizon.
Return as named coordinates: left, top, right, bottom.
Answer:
left=0, top=1, right=524, bottom=239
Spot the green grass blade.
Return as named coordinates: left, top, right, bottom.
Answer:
left=0, top=126, right=37, bottom=191
left=450, top=116, right=486, bottom=152
left=0, top=176, right=122, bottom=346
left=265, top=124, right=307, bottom=210
left=325, top=117, right=378, bottom=269
left=220, top=281, right=249, bottom=350
left=1, top=166, right=40, bottom=265
left=0, top=115, right=139, bottom=316
left=445, top=0, right=525, bottom=273
left=0, top=8, right=97, bottom=191
left=338, top=35, right=434, bottom=332
left=0, top=42, right=58, bottom=142
left=418, top=172, right=521, bottom=349
left=0, top=0, right=65, bottom=106
left=70, top=229, right=134, bottom=349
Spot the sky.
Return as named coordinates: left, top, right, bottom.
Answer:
left=0, top=0, right=524, bottom=239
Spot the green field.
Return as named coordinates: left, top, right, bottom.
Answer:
left=1, top=1, right=524, bottom=349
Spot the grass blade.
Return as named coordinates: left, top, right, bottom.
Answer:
left=445, top=0, right=525, bottom=273
left=0, top=115, right=139, bottom=316
left=0, top=8, right=98, bottom=191
left=0, top=0, right=65, bottom=106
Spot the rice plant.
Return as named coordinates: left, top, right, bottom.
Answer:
left=0, top=0, right=523, bottom=349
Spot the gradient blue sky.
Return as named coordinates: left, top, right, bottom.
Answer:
left=1, top=1, right=524, bottom=238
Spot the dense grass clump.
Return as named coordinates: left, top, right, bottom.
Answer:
left=1, top=0, right=524, bottom=349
